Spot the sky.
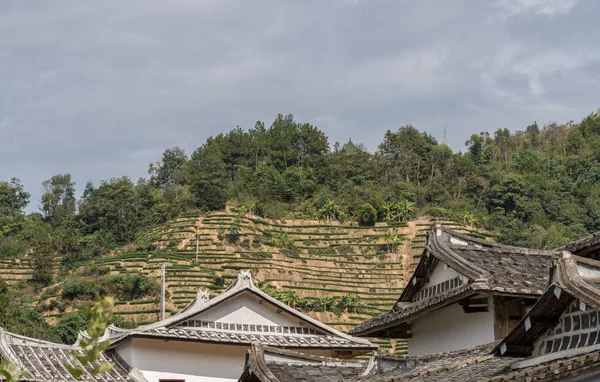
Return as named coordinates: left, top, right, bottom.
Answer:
left=1, top=0, right=599, bottom=211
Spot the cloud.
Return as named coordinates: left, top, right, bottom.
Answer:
left=0, top=0, right=599, bottom=210
left=493, top=0, right=581, bottom=16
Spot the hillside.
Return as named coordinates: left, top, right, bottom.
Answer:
left=0, top=212, right=491, bottom=354
left=3, top=110, right=599, bottom=349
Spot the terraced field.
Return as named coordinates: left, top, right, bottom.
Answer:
left=0, top=213, right=492, bottom=354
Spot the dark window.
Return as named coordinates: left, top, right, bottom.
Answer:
left=579, top=333, right=589, bottom=347
left=573, top=316, right=581, bottom=331
left=552, top=339, right=561, bottom=352
left=569, top=335, right=580, bottom=350
left=582, top=314, right=590, bottom=330
left=544, top=340, right=553, bottom=354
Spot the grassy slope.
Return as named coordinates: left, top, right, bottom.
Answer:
left=0, top=213, right=491, bottom=355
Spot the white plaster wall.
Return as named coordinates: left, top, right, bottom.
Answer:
left=141, top=371, right=237, bottom=382
left=407, top=296, right=495, bottom=356
left=423, top=262, right=461, bottom=287
left=126, top=338, right=247, bottom=380
left=116, top=337, right=337, bottom=381
left=115, top=339, right=133, bottom=365
left=191, top=293, right=308, bottom=328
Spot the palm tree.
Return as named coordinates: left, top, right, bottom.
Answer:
left=395, top=199, right=415, bottom=222
left=382, top=201, right=394, bottom=222
left=461, top=211, right=479, bottom=226
left=384, top=231, right=401, bottom=252
left=346, top=295, right=361, bottom=313
left=318, top=296, right=336, bottom=312
left=285, top=290, right=299, bottom=309
left=319, top=199, right=339, bottom=221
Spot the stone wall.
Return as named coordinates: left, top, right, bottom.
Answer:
left=534, top=300, right=600, bottom=356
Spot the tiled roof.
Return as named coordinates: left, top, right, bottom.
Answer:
left=555, top=231, right=600, bottom=257
left=105, top=271, right=374, bottom=352
left=349, top=284, right=474, bottom=337
left=360, top=349, right=516, bottom=381
left=111, top=327, right=372, bottom=349
left=430, top=228, right=557, bottom=296
left=0, top=328, right=139, bottom=382
left=238, top=344, right=366, bottom=382
left=449, top=244, right=553, bottom=295
left=239, top=341, right=600, bottom=381
left=350, top=226, right=557, bottom=337
left=494, top=253, right=600, bottom=358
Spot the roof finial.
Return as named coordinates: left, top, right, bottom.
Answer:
left=237, top=270, right=255, bottom=289
left=197, top=289, right=210, bottom=304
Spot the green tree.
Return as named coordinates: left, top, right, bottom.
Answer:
left=190, top=142, right=229, bottom=211
left=41, top=174, right=76, bottom=225
left=148, top=147, right=189, bottom=188
left=30, top=227, right=56, bottom=286
left=0, top=178, right=30, bottom=218
left=358, top=203, right=377, bottom=226
left=79, top=177, right=141, bottom=244
left=55, top=310, right=88, bottom=344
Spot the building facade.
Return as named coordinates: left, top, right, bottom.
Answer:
left=351, top=225, right=557, bottom=355
left=0, top=271, right=374, bottom=382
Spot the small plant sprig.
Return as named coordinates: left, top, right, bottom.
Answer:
left=0, top=360, right=28, bottom=382
left=64, top=296, right=115, bottom=379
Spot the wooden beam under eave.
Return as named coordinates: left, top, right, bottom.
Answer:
left=380, top=323, right=412, bottom=339
left=505, top=344, right=534, bottom=356
left=463, top=306, right=489, bottom=313
left=529, top=315, right=560, bottom=329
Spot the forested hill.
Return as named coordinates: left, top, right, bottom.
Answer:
left=1, top=109, right=600, bottom=344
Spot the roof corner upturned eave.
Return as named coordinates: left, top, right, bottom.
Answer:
left=494, top=252, right=600, bottom=358
left=397, top=225, right=486, bottom=304
left=239, top=343, right=282, bottom=382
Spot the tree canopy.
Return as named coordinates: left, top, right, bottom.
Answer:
left=2, top=110, right=600, bottom=341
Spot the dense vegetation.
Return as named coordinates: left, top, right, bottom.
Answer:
left=1, top=110, right=600, bottom=341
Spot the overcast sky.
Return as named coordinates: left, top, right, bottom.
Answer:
left=1, top=0, right=599, bottom=210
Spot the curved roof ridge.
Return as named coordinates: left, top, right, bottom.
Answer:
left=557, top=252, right=600, bottom=310
left=430, top=226, right=488, bottom=280
left=108, top=270, right=374, bottom=348
left=0, top=327, right=73, bottom=350
left=554, top=230, right=600, bottom=254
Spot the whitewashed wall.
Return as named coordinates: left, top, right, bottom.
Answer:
left=423, top=262, right=461, bottom=287
left=116, top=338, right=246, bottom=382
left=407, top=296, right=495, bottom=356
left=191, top=293, right=314, bottom=328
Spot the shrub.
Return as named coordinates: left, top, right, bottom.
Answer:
left=358, top=203, right=377, bottom=226
left=62, top=280, right=100, bottom=300
left=136, top=237, right=157, bottom=252
left=0, top=237, right=25, bottom=259
left=62, top=273, right=159, bottom=301
left=99, top=273, right=160, bottom=300
left=55, top=310, right=87, bottom=344
left=213, top=276, right=225, bottom=287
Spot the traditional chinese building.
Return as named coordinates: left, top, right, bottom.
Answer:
left=0, top=328, right=138, bottom=382
left=238, top=252, right=600, bottom=381
left=350, top=225, right=557, bottom=355
left=0, top=271, right=374, bottom=382
left=494, top=252, right=600, bottom=372
left=101, top=270, right=374, bottom=382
